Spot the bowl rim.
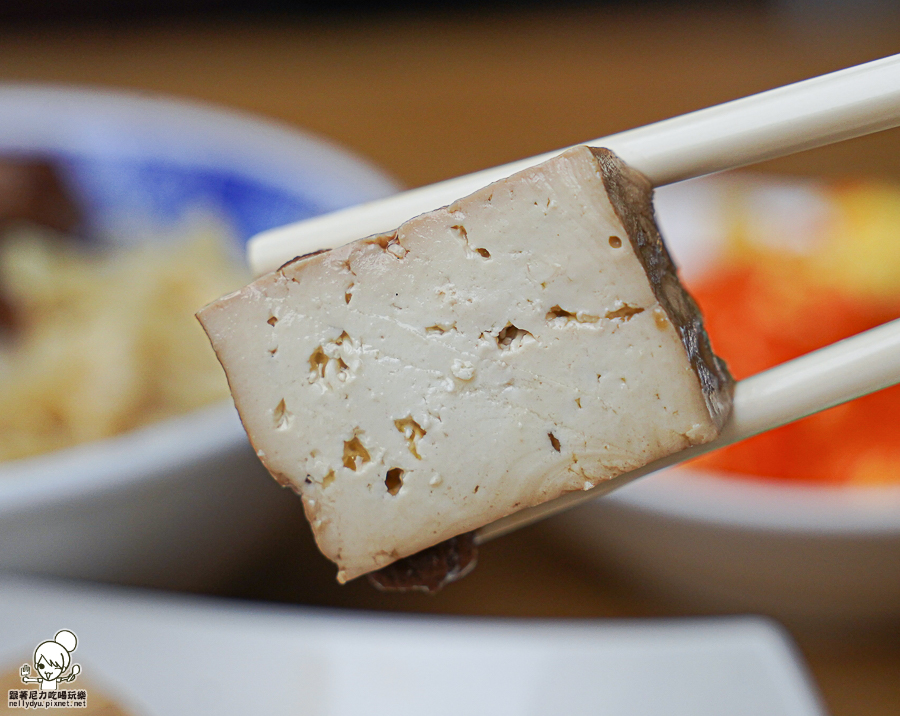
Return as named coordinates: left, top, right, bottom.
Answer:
left=607, top=467, right=900, bottom=533
left=0, top=402, right=244, bottom=515
left=0, top=84, right=401, bottom=510
left=0, top=82, right=401, bottom=213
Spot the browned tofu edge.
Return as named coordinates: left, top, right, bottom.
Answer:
left=591, top=146, right=734, bottom=431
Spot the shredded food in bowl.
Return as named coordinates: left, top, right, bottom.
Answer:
left=688, top=180, right=900, bottom=485
left=0, top=226, right=247, bottom=462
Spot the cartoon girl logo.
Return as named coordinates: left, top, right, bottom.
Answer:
left=19, top=630, right=81, bottom=691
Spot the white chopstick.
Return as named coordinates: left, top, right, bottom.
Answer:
left=475, top=318, right=900, bottom=544
left=249, top=52, right=900, bottom=277
left=245, top=52, right=900, bottom=545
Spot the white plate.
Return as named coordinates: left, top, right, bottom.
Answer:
left=0, top=573, right=825, bottom=716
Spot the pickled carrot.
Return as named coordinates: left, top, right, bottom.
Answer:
left=688, top=260, right=900, bottom=485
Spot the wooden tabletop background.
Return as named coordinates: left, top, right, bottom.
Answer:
left=1, top=6, right=898, bottom=715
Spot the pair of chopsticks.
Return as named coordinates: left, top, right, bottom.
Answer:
left=248, top=54, right=900, bottom=543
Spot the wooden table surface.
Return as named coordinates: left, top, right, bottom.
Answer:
left=1, top=6, right=898, bottom=715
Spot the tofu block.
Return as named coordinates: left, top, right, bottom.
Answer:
left=198, top=146, right=734, bottom=583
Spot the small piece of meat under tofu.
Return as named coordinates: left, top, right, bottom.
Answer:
left=198, top=146, right=734, bottom=584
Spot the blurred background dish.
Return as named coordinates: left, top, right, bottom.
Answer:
left=0, top=85, right=399, bottom=591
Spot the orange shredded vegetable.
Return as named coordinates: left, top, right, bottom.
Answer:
left=688, top=253, right=900, bottom=486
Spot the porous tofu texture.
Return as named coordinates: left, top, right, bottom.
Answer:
left=198, top=146, right=733, bottom=582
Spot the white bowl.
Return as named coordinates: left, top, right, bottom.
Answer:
left=546, top=175, right=900, bottom=627
left=0, top=573, right=826, bottom=716
left=0, top=85, right=399, bottom=591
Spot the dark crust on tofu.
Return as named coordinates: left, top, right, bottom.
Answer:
left=277, top=248, right=330, bottom=272
left=276, top=230, right=401, bottom=275
left=367, top=532, right=478, bottom=594
left=590, top=147, right=735, bottom=431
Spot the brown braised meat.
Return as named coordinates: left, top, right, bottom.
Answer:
left=0, top=158, right=82, bottom=332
